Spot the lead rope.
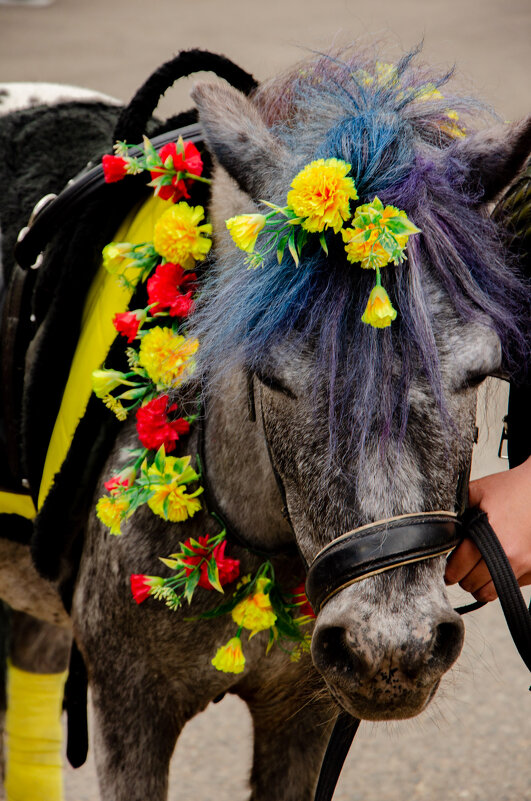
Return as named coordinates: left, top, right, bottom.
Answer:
left=313, top=510, right=531, bottom=801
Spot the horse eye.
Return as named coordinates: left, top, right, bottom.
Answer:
left=254, top=370, right=297, bottom=399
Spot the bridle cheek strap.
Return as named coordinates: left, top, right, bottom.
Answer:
left=305, top=511, right=461, bottom=613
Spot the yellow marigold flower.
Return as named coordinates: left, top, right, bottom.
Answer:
left=96, top=495, right=130, bottom=535
left=375, top=61, right=399, bottom=87
left=147, top=482, right=203, bottom=522
left=226, top=214, right=266, bottom=253
left=153, top=203, right=212, bottom=269
left=441, top=110, right=466, bottom=138
left=361, top=285, right=397, bottom=328
left=138, top=327, right=199, bottom=388
left=211, top=637, right=246, bottom=674
left=231, top=577, right=277, bottom=637
left=146, top=455, right=202, bottom=522
left=287, top=158, right=358, bottom=234
left=343, top=199, right=419, bottom=268
left=416, top=83, right=445, bottom=102
left=342, top=226, right=392, bottom=269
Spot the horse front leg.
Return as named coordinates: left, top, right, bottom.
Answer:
left=89, top=656, right=183, bottom=801
left=238, top=656, right=337, bottom=801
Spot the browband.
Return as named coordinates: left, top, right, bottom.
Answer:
left=305, top=511, right=461, bottom=612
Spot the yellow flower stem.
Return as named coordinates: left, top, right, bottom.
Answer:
left=375, top=266, right=382, bottom=287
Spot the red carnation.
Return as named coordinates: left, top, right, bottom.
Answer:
left=150, top=141, right=203, bottom=202
left=130, top=574, right=163, bottom=604
left=113, top=310, right=145, bottom=343
left=104, top=475, right=131, bottom=494
left=135, top=394, right=190, bottom=452
left=181, top=536, right=240, bottom=590
left=102, top=154, right=128, bottom=183
left=147, top=262, right=197, bottom=317
left=291, top=582, right=316, bottom=618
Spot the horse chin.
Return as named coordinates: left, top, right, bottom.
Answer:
left=325, top=678, right=441, bottom=722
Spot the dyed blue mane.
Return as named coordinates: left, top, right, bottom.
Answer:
left=189, top=47, right=529, bottom=457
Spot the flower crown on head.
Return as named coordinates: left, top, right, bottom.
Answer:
left=225, top=158, right=421, bottom=329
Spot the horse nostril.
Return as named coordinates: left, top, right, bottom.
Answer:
left=431, top=618, right=465, bottom=668
left=312, top=626, right=370, bottom=679
left=400, top=617, right=465, bottom=680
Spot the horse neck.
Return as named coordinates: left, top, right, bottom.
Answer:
left=202, top=369, right=293, bottom=551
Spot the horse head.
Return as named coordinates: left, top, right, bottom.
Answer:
left=189, top=50, right=530, bottom=721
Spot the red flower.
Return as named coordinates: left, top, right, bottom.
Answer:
left=104, top=475, right=131, bottom=494
left=181, top=536, right=240, bottom=590
left=135, top=394, right=190, bottom=452
left=102, top=154, right=128, bottom=183
left=150, top=141, right=203, bottom=202
left=130, top=574, right=163, bottom=604
left=291, top=582, right=316, bottom=618
left=113, top=310, right=145, bottom=343
left=147, top=262, right=197, bottom=317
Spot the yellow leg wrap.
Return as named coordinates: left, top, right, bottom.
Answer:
left=5, top=662, right=67, bottom=801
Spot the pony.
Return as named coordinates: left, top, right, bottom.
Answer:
left=0, top=44, right=529, bottom=800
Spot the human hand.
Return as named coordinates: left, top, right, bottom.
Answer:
left=445, top=456, right=531, bottom=602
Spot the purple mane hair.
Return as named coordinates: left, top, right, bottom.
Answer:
left=189, top=45, right=530, bottom=463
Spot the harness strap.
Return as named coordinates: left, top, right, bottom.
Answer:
left=313, top=713, right=360, bottom=801
left=461, top=506, right=531, bottom=672
left=13, top=124, right=203, bottom=272
left=0, top=263, right=35, bottom=488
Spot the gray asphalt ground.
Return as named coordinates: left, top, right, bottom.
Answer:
left=0, top=1, right=530, bottom=799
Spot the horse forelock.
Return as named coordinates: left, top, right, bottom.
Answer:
left=189, top=45, right=529, bottom=465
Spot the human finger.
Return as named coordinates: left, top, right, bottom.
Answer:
left=444, top=539, right=482, bottom=585
left=458, top=559, right=493, bottom=595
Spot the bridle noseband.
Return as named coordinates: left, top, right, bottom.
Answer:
left=305, top=511, right=461, bottom=613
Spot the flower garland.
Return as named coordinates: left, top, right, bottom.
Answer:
left=226, top=159, right=421, bottom=329
left=94, top=134, right=314, bottom=673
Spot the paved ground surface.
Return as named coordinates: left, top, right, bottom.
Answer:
left=0, top=1, right=529, bottom=799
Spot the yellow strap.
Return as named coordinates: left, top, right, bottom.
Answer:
left=0, top=491, right=36, bottom=520
left=37, top=194, right=171, bottom=510
left=5, top=662, right=68, bottom=801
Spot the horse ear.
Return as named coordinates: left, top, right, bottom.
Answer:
left=191, top=81, right=290, bottom=198
left=450, top=116, right=531, bottom=203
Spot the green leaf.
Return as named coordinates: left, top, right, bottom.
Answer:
left=162, top=494, right=170, bottom=520
left=319, top=232, right=328, bottom=256
left=288, top=229, right=299, bottom=267
left=206, top=558, right=223, bottom=593
left=154, top=445, right=166, bottom=474
left=297, top=228, right=309, bottom=254
left=142, top=135, right=159, bottom=161
left=117, top=385, right=149, bottom=401
left=276, top=233, right=289, bottom=265
left=159, top=557, right=179, bottom=569
left=385, top=217, right=421, bottom=236
left=183, top=569, right=200, bottom=604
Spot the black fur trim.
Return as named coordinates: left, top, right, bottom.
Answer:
left=114, top=49, right=258, bottom=143
left=0, top=514, right=33, bottom=545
